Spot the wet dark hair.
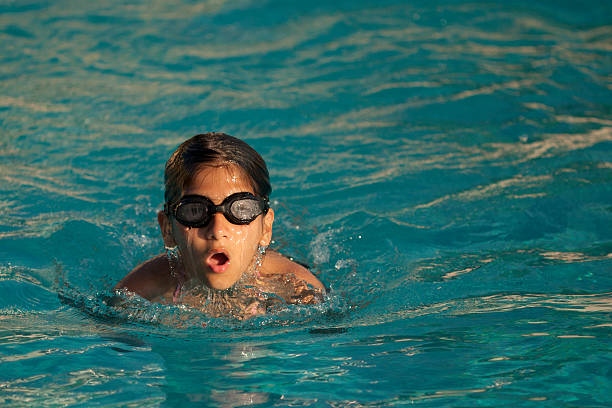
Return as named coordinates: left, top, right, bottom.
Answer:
left=164, top=133, right=271, bottom=207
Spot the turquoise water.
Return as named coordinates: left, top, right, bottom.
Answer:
left=1, top=0, right=611, bottom=406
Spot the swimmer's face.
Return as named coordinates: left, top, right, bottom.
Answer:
left=159, top=164, right=274, bottom=290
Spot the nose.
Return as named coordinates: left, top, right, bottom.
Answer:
left=204, top=212, right=231, bottom=240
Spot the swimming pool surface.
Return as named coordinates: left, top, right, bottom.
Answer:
left=1, top=0, right=611, bottom=406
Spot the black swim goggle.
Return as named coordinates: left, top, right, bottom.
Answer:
left=165, top=192, right=269, bottom=228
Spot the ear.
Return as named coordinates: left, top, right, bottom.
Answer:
left=260, top=208, right=274, bottom=247
left=158, top=210, right=177, bottom=247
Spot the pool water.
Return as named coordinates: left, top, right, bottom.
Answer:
left=1, top=0, right=611, bottom=406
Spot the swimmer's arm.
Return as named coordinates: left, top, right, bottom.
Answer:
left=264, top=251, right=326, bottom=292
left=114, top=255, right=174, bottom=301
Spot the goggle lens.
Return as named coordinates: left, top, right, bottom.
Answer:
left=175, top=202, right=207, bottom=225
left=229, top=198, right=263, bottom=221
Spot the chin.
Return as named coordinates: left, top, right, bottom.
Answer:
left=205, top=274, right=241, bottom=291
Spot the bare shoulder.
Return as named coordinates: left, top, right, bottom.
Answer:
left=114, top=254, right=175, bottom=301
left=261, top=251, right=326, bottom=291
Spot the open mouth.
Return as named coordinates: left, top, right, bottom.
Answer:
left=206, top=250, right=230, bottom=274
